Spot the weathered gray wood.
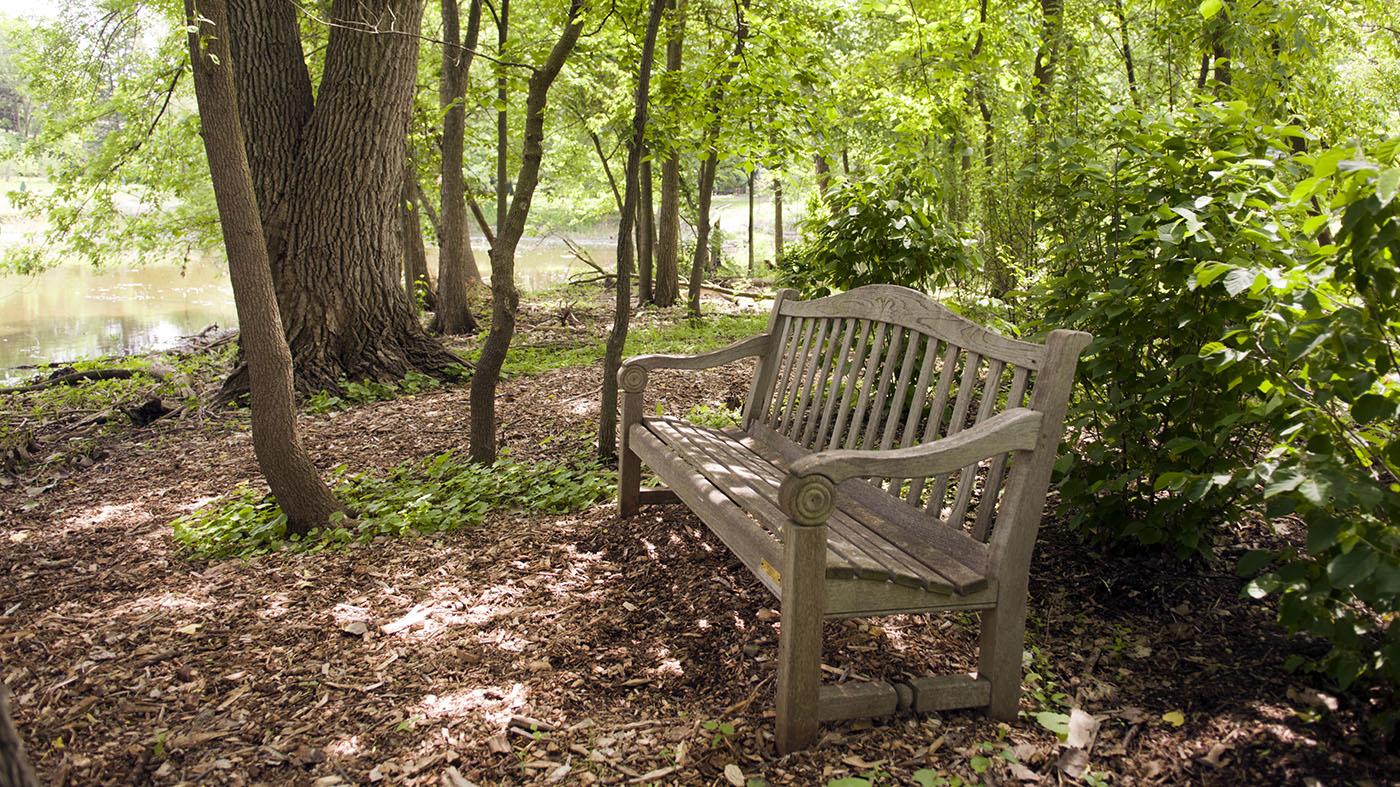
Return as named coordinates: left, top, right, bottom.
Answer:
left=862, top=325, right=906, bottom=449
left=628, top=424, right=783, bottom=596
left=613, top=285, right=1091, bottom=751
left=978, top=329, right=1091, bottom=720
left=638, top=487, right=680, bottom=505
left=780, top=285, right=1045, bottom=370
left=782, top=409, right=1041, bottom=488
left=905, top=342, right=960, bottom=504
left=819, top=681, right=899, bottom=721
left=845, top=321, right=889, bottom=449
left=972, top=365, right=1031, bottom=541
left=926, top=351, right=982, bottom=515
left=907, top=674, right=992, bottom=712
left=948, top=358, right=1006, bottom=528
left=776, top=518, right=825, bottom=754
left=817, top=319, right=868, bottom=449
left=743, top=288, right=796, bottom=426
left=783, top=319, right=831, bottom=437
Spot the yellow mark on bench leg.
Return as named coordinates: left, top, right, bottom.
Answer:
left=760, top=559, right=782, bottom=585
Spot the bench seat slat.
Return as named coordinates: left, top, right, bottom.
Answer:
left=640, top=418, right=988, bottom=595
left=742, top=424, right=989, bottom=595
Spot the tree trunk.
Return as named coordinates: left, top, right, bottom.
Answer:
left=773, top=176, right=784, bottom=265
left=813, top=153, right=830, bottom=199
left=1030, top=0, right=1064, bottom=120
left=637, top=152, right=655, bottom=303
left=0, top=684, right=37, bottom=787
left=224, top=0, right=457, bottom=395
left=653, top=0, right=687, bottom=308
left=431, top=0, right=482, bottom=335
left=470, top=1, right=586, bottom=464
left=600, top=0, right=666, bottom=460
left=187, top=0, right=345, bottom=534
left=1113, top=0, right=1140, bottom=107
left=746, top=168, right=755, bottom=275
left=401, top=164, right=437, bottom=310
left=686, top=0, right=747, bottom=317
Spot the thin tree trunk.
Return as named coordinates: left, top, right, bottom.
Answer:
left=1113, top=0, right=1140, bottom=107
left=773, top=176, right=784, bottom=265
left=813, top=153, right=830, bottom=199
left=401, top=164, right=436, bottom=310
left=653, top=0, right=687, bottom=308
left=495, top=0, right=509, bottom=243
left=1031, top=0, right=1064, bottom=121
left=470, top=0, right=585, bottom=464
left=187, top=0, right=345, bottom=534
left=431, top=0, right=482, bottom=335
left=686, top=0, right=748, bottom=317
left=746, top=168, right=755, bottom=275
left=410, top=173, right=443, bottom=242
left=591, top=131, right=625, bottom=213
left=637, top=152, right=655, bottom=302
left=600, top=0, right=666, bottom=460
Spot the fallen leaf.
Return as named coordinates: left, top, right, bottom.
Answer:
left=1201, top=742, right=1233, bottom=769
left=1161, top=710, right=1185, bottom=727
left=1065, top=709, right=1100, bottom=752
left=723, top=763, right=745, bottom=786
left=175, top=623, right=201, bottom=635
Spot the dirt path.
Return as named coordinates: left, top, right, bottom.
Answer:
left=0, top=361, right=1393, bottom=785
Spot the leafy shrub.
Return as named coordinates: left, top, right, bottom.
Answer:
left=171, top=452, right=613, bottom=559
left=777, top=163, right=973, bottom=296
left=1031, top=102, right=1311, bottom=556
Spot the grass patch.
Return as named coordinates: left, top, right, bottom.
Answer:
left=685, top=403, right=742, bottom=429
left=464, top=312, right=770, bottom=378
left=171, top=452, right=613, bottom=559
left=305, top=367, right=468, bottom=413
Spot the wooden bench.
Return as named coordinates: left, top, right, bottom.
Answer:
left=617, top=284, right=1090, bottom=753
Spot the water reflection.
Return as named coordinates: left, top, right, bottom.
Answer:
left=0, top=240, right=616, bottom=381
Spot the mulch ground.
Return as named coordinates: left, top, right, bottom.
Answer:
left=1, top=298, right=1395, bottom=786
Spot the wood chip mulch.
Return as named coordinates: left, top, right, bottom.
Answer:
left=1, top=308, right=1395, bottom=785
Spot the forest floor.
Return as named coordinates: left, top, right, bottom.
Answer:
left=0, top=289, right=1394, bottom=786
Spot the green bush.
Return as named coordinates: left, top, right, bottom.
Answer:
left=777, top=163, right=973, bottom=296
left=171, top=452, right=613, bottom=559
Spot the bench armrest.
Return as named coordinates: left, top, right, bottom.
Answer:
left=778, top=408, right=1043, bottom=525
left=619, top=333, right=771, bottom=390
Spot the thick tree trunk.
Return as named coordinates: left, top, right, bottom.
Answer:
left=652, top=0, right=686, bottom=308
left=637, top=152, right=655, bottom=303
left=431, top=0, right=482, bottom=335
left=401, top=165, right=436, bottom=310
left=187, top=0, right=345, bottom=534
left=600, top=0, right=666, bottom=460
left=773, top=176, right=784, bottom=265
left=1030, top=0, right=1064, bottom=120
left=223, top=0, right=456, bottom=396
left=470, top=1, right=585, bottom=464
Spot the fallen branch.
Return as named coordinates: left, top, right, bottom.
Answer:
left=0, top=368, right=169, bottom=395
left=0, top=683, right=38, bottom=787
left=700, top=282, right=771, bottom=300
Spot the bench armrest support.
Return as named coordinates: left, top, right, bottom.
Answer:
left=778, top=409, right=1043, bottom=525
left=619, top=333, right=772, bottom=391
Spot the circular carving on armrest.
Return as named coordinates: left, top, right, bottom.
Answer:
left=779, top=474, right=835, bottom=526
left=619, top=364, right=648, bottom=393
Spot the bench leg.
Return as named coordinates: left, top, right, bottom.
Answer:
left=619, top=389, right=642, bottom=519
left=776, top=522, right=825, bottom=754
left=977, top=597, right=1027, bottom=721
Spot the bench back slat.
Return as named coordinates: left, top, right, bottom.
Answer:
left=745, top=285, right=1081, bottom=549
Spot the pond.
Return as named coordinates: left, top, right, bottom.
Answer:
left=0, top=239, right=616, bottom=382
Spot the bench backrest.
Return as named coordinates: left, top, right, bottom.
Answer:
left=743, top=285, right=1088, bottom=555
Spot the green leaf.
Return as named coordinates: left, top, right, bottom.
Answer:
left=1199, top=0, right=1224, bottom=19
left=1378, top=168, right=1400, bottom=208
left=970, top=755, right=991, bottom=774
left=1033, top=711, right=1070, bottom=740
left=1351, top=393, right=1396, bottom=424
left=911, top=771, right=939, bottom=787
left=1327, top=547, right=1379, bottom=588
left=1236, top=549, right=1274, bottom=577
left=1223, top=268, right=1257, bottom=296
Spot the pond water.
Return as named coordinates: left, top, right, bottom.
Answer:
left=0, top=239, right=616, bottom=381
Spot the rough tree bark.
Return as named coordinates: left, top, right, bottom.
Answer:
left=470, top=1, right=586, bottom=464
left=637, top=152, right=656, bottom=303
left=1, top=684, right=37, bottom=787
left=187, top=0, right=345, bottom=534
left=599, top=0, right=667, bottom=460
left=223, top=0, right=457, bottom=395
left=653, top=0, right=686, bottom=308
left=431, top=0, right=483, bottom=334
left=401, top=164, right=437, bottom=310
left=686, top=0, right=747, bottom=317
left=773, top=176, right=784, bottom=265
